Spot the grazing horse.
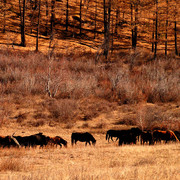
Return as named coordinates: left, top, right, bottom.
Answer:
left=71, top=132, right=96, bottom=146
left=13, top=133, right=49, bottom=148
left=106, top=130, right=122, bottom=142
left=0, top=136, right=17, bottom=148
left=106, top=127, right=142, bottom=144
left=141, top=131, right=154, bottom=145
left=118, top=132, right=137, bottom=146
left=48, top=136, right=67, bottom=148
left=130, top=128, right=142, bottom=142
left=153, top=130, right=178, bottom=144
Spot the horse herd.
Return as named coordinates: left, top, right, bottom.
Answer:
left=106, top=128, right=180, bottom=146
left=0, top=128, right=180, bottom=148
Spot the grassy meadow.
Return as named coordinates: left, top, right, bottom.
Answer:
left=0, top=136, right=179, bottom=180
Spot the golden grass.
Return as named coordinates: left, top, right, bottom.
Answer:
left=0, top=137, right=179, bottom=180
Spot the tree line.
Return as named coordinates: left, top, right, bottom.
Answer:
left=0, top=0, right=179, bottom=59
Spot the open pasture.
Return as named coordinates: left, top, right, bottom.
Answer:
left=0, top=131, right=179, bottom=180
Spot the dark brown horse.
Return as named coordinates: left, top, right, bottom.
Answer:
left=141, top=131, right=154, bottom=145
left=153, top=130, right=178, bottom=144
left=48, top=136, right=67, bottom=148
left=106, top=128, right=142, bottom=144
left=71, top=132, right=96, bottom=146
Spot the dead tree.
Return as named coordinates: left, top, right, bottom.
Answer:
left=36, top=0, right=41, bottom=52
left=165, top=0, right=168, bottom=56
left=154, top=0, right=158, bottom=59
left=19, top=0, right=26, bottom=47
left=66, top=0, right=69, bottom=31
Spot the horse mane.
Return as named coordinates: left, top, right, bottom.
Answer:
left=168, top=130, right=180, bottom=142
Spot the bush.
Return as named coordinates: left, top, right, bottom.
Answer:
left=47, top=99, right=78, bottom=123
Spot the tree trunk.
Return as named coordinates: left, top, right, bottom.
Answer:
left=165, top=0, right=168, bottom=56
left=111, top=12, right=114, bottom=54
left=36, top=0, right=41, bottom=52
left=133, top=0, right=139, bottom=49
left=115, top=7, right=119, bottom=35
left=152, top=15, right=154, bottom=52
left=51, top=0, right=55, bottom=36
left=66, top=0, right=69, bottom=31
left=174, top=0, right=178, bottom=55
left=19, top=0, right=26, bottom=47
left=103, top=0, right=111, bottom=60
left=154, top=0, right=158, bottom=59
left=80, top=0, right=82, bottom=35
left=45, top=0, right=48, bottom=36
left=174, top=21, right=178, bottom=55
left=103, top=0, right=108, bottom=59
left=131, top=3, right=134, bottom=49
left=3, top=0, right=6, bottom=33
left=94, top=0, right=97, bottom=39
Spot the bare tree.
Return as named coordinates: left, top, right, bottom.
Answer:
left=51, top=0, right=55, bottom=36
left=19, top=0, right=26, bottom=47
left=131, top=0, right=139, bottom=49
left=154, top=0, right=158, bottom=59
left=3, top=0, right=6, bottom=33
left=115, top=6, right=119, bottom=35
left=36, top=0, right=41, bottom=52
left=66, top=0, right=69, bottom=31
left=165, top=0, right=168, bottom=56
left=94, top=0, right=97, bottom=39
left=103, top=0, right=111, bottom=60
left=174, top=0, right=178, bottom=55
left=80, top=0, right=82, bottom=35
left=45, top=0, right=49, bottom=36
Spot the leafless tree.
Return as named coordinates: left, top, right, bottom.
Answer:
left=19, top=0, right=26, bottom=46
left=36, top=0, right=41, bottom=52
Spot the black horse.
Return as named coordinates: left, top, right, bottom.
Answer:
left=71, top=132, right=96, bottom=146
left=106, top=130, right=122, bottom=142
left=174, top=131, right=180, bottom=141
left=118, top=132, right=137, bottom=146
left=141, top=131, right=154, bottom=145
left=13, top=133, right=49, bottom=148
left=106, top=128, right=142, bottom=143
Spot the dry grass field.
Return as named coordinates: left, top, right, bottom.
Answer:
left=0, top=103, right=180, bottom=180
left=0, top=134, right=179, bottom=180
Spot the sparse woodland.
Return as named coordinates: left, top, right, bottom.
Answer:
left=0, top=0, right=179, bottom=129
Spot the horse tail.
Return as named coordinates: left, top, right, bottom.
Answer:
left=71, top=134, right=74, bottom=146
left=106, top=131, right=109, bottom=141
left=168, top=130, right=180, bottom=142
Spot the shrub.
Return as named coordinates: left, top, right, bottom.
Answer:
left=47, top=99, right=78, bottom=123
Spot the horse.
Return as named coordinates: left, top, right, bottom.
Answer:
left=13, top=133, right=49, bottom=148
left=0, top=136, right=18, bottom=148
left=174, top=131, right=180, bottom=141
left=106, top=130, right=122, bottom=142
left=141, top=131, right=154, bottom=145
left=118, top=132, right=137, bottom=146
left=153, top=130, right=178, bottom=144
left=106, top=127, right=142, bottom=143
left=71, top=132, right=96, bottom=146
left=48, top=136, right=67, bottom=148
